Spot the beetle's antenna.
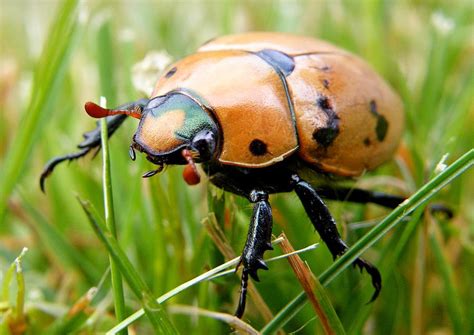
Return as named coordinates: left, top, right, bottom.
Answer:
left=85, top=101, right=142, bottom=119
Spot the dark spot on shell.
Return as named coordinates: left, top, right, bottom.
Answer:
left=313, top=127, right=339, bottom=147
left=369, top=100, right=378, bottom=116
left=322, top=79, right=330, bottom=89
left=249, top=139, right=267, bottom=156
left=317, top=96, right=332, bottom=110
left=363, top=137, right=371, bottom=146
left=165, top=67, right=177, bottom=78
left=313, top=95, right=340, bottom=147
left=369, top=100, right=388, bottom=141
left=255, top=49, right=295, bottom=76
left=376, top=116, right=388, bottom=141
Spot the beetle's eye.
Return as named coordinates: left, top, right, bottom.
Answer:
left=191, top=130, right=216, bottom=160
left=145, top=96, right=167, bottom=110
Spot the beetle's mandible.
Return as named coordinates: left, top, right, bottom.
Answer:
left=41, top=32, right=410, bottom=318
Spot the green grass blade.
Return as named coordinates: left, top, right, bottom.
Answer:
left=311, top=277, right=346, bottom=335
left=262, top=149, right=473, bottom=333
left=429, top=224, right=466, bottom=334
left=97, top=21, right=117, bottom=105
left=0, top=248, right=28, bottom=333
left=318, top=149, right=472, bottom=285
left=107, top=238, right=317, bottom=334
left=261, top=292, right=306, bottom=335
left=107, top=255, right=243, bottom=335
left=100, top=98, right=127, bottom=334
left=0, top=0, right=83, bottom=221
left=346, top=211, right=423, bottom=332
left=78, top=198, right=178, bottom=334
left=280, top=236, right=346, bottom=335
left=19, top=194, right=100, bottom=284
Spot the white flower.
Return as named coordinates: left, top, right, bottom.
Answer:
left=431, top=11, right=455, bottom=35
left=132, top=51, right=173, bottom=96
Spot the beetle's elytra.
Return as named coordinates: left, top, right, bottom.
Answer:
left=41, top=32, right=407, bottom=318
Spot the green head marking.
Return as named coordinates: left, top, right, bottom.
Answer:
left=134, top=93, right=218, bottom=160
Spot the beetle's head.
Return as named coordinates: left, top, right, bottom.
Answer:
left=85, top=92, right=218, bottom=185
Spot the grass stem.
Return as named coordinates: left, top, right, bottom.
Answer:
left=100, top=97, right=127, bottom=335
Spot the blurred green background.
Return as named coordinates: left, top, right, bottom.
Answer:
left=0, top=0, right=473, bottom=334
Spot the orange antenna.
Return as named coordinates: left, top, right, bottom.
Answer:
left=84, top=101, right=142, bottom=119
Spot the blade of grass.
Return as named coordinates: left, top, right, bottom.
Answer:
left=279, top=233, right=345, bottom=335
left=107, top=237, right=314, bottom=334
left=0, top=0, right=83, bottom=221
left=99, top=97, right=127, bottom=334
left=346, top=212, right=423, bottom=333
left=208, top=242, right=318, bottom=281
left=47, top=287, right=97, bottom=334
left=261, top=149, right=473, bottom=334
left=411, top=217, right=426, bottom=335
left=107, top=254, right=246, bottom=334
left=97, top=19, right=117, bottom=106
left=44, top=266, right=112, bottom=333
left=78, top=198, right=178, bottom=335
left=169, top=305, right=259, bottom=335
left=1, top=248, right=28, bottom=334
left=429, top=219, right=466, bottom=334
left=1, top=248, right=28, bottom=305
left=16, top=194, right=100, bottom=284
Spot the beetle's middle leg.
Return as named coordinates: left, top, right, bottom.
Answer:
left=235, top=189, right=274, bottom=318
left=40, top=98, right=149, bottom=192
left=291, top=174, right=382, bottom=302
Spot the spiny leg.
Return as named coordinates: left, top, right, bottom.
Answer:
left=316, top=186, right=453, bottom=218
left=235, top=190, right=273, bottom=318
left=40, top=147, right=92, bottom=192
left=291, top=175, right=382, bottom=302
left=39, top=99, right=148, bottom=192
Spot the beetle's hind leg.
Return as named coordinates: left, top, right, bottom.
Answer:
left=316, top=186, right=453, bottom=218
left=40, top=99, right=148, bottom=192
left=291, top=175, right=382, bottom=302
left=235, top=190, right=273, bottom=318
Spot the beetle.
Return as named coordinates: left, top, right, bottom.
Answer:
left=41, top=32, right=429, bottom=318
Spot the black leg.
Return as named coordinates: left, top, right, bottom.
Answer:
left=291, top=175, right=382, bottom=302
left=316, top=186, right=403, bottom=209
left=316, top=186, right=453, bottom=218
left=39, top=99, right=149, bottom=192
left=235, top=190, right=273, bottom=318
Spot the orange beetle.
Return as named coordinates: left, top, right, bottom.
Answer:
left=41, top=32, right=406, bottom=318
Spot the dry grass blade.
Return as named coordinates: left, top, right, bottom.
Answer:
left=48, top=287, right=97, bottom=333
left=169, top=305, right=259, bottom=335
left=279, top=233, right=345, bottom=335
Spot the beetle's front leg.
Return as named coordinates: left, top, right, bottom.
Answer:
left=235, top=190, right=274, bottom=318
left=39, top=99, right=149, bottom=192
left=291, top=175, right=382, bottom=302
